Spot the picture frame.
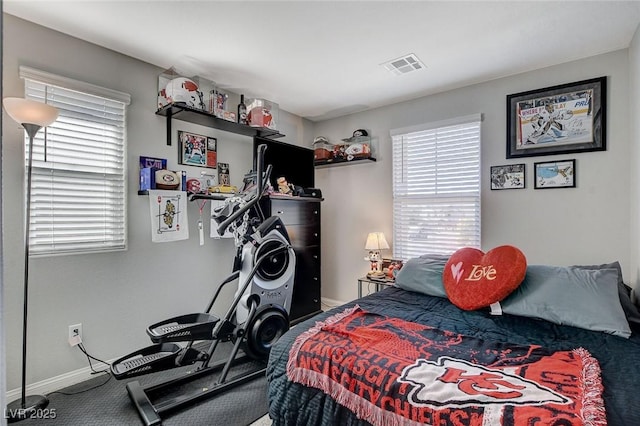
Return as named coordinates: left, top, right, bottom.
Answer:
left=178, top=131, right=217, bottom=168
left=490, top=164, right=525, bottom=190
left=381, top=258, right=404, bottom=281
left=534, top=159, right=575, bottom=189
left=506, top=77, right=606, bottom=158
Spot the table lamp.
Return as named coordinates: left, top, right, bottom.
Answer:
left=365, top=232, right=389, bottom=277
left=3, top=97, right=59, bottom=422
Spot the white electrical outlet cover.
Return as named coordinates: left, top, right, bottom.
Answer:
left=68, top=335, right=82, bottom=346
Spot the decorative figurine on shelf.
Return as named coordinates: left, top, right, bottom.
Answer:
left=277, top=177, right=294, bottom=195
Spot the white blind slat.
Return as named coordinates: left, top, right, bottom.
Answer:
left=391, top=117, right=481, bottom=260
left=24, top=73, right=128, bottom=256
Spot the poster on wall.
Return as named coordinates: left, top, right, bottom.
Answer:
left=534, top=159, right=576, bottom=189
left=218, top=162, right=230, bottom=185
left=506, top=77, right=606, bottom=158
left=490, top=164, right=525, bottom=190
left=178, top=130, right=217, bottom=168
left=149, top=190, right=189, bottom=242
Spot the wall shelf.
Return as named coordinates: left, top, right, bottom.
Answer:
left=314, top=135, right=377, bottom=168
left=156, top=103, right=285, bottom=146
left=315, top=157, right=377, bottom=168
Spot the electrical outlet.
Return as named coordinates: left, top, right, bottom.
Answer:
left=68, top=323, right=82, bottom=346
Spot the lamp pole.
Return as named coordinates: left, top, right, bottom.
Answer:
left=3, top=98, right=58, bottom=422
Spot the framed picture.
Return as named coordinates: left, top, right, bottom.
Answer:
left=534, top=159, right=575, bottom=189
left=381, top=258, right=404, bottom=281
left=218, top=162, right=230, bottom=185
left=490, top=164, right=525, bottom=190
left=178, top=131, right=217, bottom=168
left=506, top=77, right=606, bottom=158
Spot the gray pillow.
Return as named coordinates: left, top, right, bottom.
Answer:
left=501, top=265, right=632, bottom=338
left=572, top=261, right=640, bottom=331
left=395, top=254, right=449, bottom=298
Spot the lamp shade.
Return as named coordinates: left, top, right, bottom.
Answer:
left=3, top=97, right=59, bottom=127
left=365, top=232, right=390, bottom=250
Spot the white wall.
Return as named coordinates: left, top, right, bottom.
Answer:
left=630, top=23, right=640, bottom=294
left=315, top=50, right=632, bottom=304
left=1, top=14, right=313, bottom=391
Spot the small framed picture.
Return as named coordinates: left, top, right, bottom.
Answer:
left=382, top=258, right=404, bottom=281
left=218, top=162, right=230, bottom=185
left=490, top=164, right=526, bottom=190
left=178, top=131, right=217, bottom=168
left=534, top=159, right=575, bottom=189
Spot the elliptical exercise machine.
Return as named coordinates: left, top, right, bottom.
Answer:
left=111, top=144, right=295, bottom=425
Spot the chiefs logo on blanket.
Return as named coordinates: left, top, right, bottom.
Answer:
left=287, top=307, right=605, bottom=426
left=400, top=357, right=567, bottom=408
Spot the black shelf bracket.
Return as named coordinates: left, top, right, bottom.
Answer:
left=165, top=107, right=173, bottom=146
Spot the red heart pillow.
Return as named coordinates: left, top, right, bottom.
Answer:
left=443, top=246, right=527, bottom=311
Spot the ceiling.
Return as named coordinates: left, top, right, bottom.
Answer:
left=4, top=1, right=640, bottom=122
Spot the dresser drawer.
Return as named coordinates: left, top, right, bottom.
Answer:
left=283, top=224, right=320, bottom=248
left=270, top=199, right=320, bottom=225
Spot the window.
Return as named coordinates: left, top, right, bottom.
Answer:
left=20, top=67, right=131, bottom=255
left=391, top=114, right=481, bottom=260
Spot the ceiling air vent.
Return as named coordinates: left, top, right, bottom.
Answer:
left=382, top=53, right=425, bottom=75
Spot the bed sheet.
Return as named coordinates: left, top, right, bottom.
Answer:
left=267, top=287, right=640, bottom=425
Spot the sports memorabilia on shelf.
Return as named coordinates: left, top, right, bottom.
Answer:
left=313, top=130, right=375, bottom=166
left=157, top=67, right=215, bottom=111
left=247, top=98, right=278, bottom=130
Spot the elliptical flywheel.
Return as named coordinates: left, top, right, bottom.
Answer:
left=255, top=239, right=290, bottom=281
left=244, top=305, right=289, bottom=359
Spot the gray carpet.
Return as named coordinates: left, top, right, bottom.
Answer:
left=20, top=342, right=270, bottom=426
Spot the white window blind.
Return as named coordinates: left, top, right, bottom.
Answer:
left=391, top=114, right=481, bottom=260
left=21, top=67, right=130, bottom=256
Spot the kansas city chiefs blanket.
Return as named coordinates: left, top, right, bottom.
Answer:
left=286, top=306, right=606, bottom=426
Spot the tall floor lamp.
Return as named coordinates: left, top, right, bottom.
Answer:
left=3, top=97, right=59, bottom=422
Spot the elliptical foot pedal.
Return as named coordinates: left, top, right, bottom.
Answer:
left=147, top=313, right=220, bottom=343
left=111, top=343, right=182, bottom=379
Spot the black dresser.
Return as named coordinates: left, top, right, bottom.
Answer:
left=260, top=195, right=322, bottom=323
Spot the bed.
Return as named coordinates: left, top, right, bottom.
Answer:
left=266, top=255, right=640, bottom=425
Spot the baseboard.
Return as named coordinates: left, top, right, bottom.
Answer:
left=321, top=297, right=347, bottom=310
left=6, top=358, right=116, bottom=402
left=5, top=298, right=347, bottom=401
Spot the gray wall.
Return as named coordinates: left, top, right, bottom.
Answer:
left=1, top=5, right=6, bottom=424
left=314, top=50, right=634, bottom=304
left=630, top=23, right=640, bottom=297
left=3, top=13, right=639, bottom=392
left=2, top=14, right=313, bottom=390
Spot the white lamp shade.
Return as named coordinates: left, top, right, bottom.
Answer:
left=3, top=97, right=59, bottom=127
left=365, top=232, right=390, bottom=250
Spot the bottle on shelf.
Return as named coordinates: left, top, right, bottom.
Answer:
left=237, top=94, right=248, bottom=125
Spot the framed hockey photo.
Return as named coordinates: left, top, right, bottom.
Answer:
left=534, top=159, right=575, bottom=189
left=507, top=77, right=606, bottom=158
left=178, top=131, right=217, bottom=168
left=490, top=164, right=525, bottom=190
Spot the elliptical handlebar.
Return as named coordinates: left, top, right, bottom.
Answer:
left=216, top=144, right=270, bottom=236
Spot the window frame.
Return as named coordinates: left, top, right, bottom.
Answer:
left=20, top=66, right=131, bottom=256
left=390, top=113, right=482, bottom=260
